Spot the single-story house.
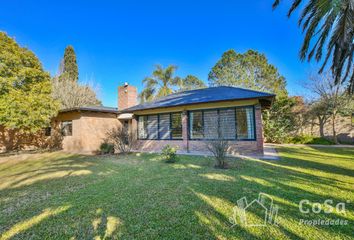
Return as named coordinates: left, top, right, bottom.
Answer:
left=53, top=84, right=275, bottom=155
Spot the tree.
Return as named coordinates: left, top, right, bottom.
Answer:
left=307, top=99, right=331, bottom=137
left=139, top=87, right=155, bottom=103
left=178, top=75, right=206, bottom=92
left=139, top=65, right=181, bottom=101
left=209, top=49, right=293, bottom=143
left=52, top=76, right=101, bottom=109
left=53, top=46, right=101, bottom=109
left=62, top=45, right=79, bottom=82
left=0, top=32, right=59, bottom=149
left=273, top=0, right=354, bottom=94
left=306, top=71, right=353, bottom=143
left=263, top=96, right=298, bottom=143
left=208, top=50, right=287, bottom=96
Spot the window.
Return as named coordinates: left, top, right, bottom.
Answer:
left=171, top=113, right=182, bottom=139
left=138, top=112, right=182, bottom=140
left=159, top=114, right=170, bottom=139
left=236, top=107, right=255, bottom=140
left=219, top=109, right=236, bottom=139
left=188, top=106, right=256, bottom=140
left=204, top=110, right=218, bottom=139
left=147, top=115, right=158, bottom=139
left=189, top=111, right=203, bottom=139
left=61, top=121, right=72, bottom=136
left=138, top=116, right=148, bottom=139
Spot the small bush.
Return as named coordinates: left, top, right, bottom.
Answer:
left=206, top=140, right=230, bottom=169
left=105, top=127, right=136, bottom=154
left=288, top=135, right=334, bottom=145
left=99, top=142, right=114, bottom=154
left=161, top=145, right=178, bottom=163
left=288, top=135, right=313, bottom=144
left=309, top=137, right=334, bottom=145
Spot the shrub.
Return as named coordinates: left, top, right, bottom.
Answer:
left=204, top=121, right=231, bottom=169
left=287, top=135, right=313, bottom=144
left=287, top=135, right=334, bottom=145
left=161, top=145, right=178, bottom=163
left=309, top=137, right=334, bottom=145
left=206, top=140, right=230, bottom=169
left=105, top=127, right=136, bottom=154
left=99, top=142, right=114, bottom=154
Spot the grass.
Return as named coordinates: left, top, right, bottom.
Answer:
left=0, top=147, right=353, bottom=240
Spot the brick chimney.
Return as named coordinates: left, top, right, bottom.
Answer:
left=118, top=83, right=137, bottom=110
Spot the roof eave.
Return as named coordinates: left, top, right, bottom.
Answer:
left=121, top=95, right=276, bottom=113
left=59, top=108, right=119, bottom=114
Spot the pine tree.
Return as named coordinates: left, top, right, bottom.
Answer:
left=208, top=49, right=287, bottom=96
left=62, top=45, right=79, bottom=81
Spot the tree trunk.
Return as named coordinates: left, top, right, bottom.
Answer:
left=318, top=116, right=325, bottom=137
left=332, top=113, right=338, bottom=144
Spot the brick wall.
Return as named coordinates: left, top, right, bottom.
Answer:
left=118, top=85, right=137, bottom=110
left=134, top=140, right=260, bottom=155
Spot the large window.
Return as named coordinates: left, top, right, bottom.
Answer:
left=61, top=121, right=72, bottom=136
left=188, top=106, right=255, bottom=140
left=189, top=111, right=203, bottom=139
left=138, top=112, right=182, bottom=140
left=236, top=107, right=255, bottom=140
left=171, top=113, right=182, bottom=139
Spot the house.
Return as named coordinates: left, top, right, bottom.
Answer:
left=53, top=84, right=275, bottom=155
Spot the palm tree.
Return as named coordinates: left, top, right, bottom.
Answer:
left=273, top=0, right=354, bottom=94
left=139, top=65, right=181, bottom=101
left=139, top=87, right=155, bottom=103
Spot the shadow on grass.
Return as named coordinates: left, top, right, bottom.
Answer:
left=0, top=148, right=353, bottom=239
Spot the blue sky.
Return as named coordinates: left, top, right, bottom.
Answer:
left=1, top=0, right=316, bottom=107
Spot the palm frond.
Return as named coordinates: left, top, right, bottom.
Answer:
left=288, top=0, right=303, bottom=17
left=274, top=0, right=354, bottom=94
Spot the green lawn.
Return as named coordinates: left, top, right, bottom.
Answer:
left=0, top=147, right=353, bottom=240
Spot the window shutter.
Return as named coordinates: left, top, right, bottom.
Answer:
left=159, top=114, right=170, bottom=139
left=204, top=110, right=218, bottom=139
left=147, top=115, right=158, bottom=139
left=219, top=109, right=235, bottom=139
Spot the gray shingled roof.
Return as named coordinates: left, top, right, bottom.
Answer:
left=59, top=106, right=118, bottom=114
left=123, top=86, right=275, bottom=112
